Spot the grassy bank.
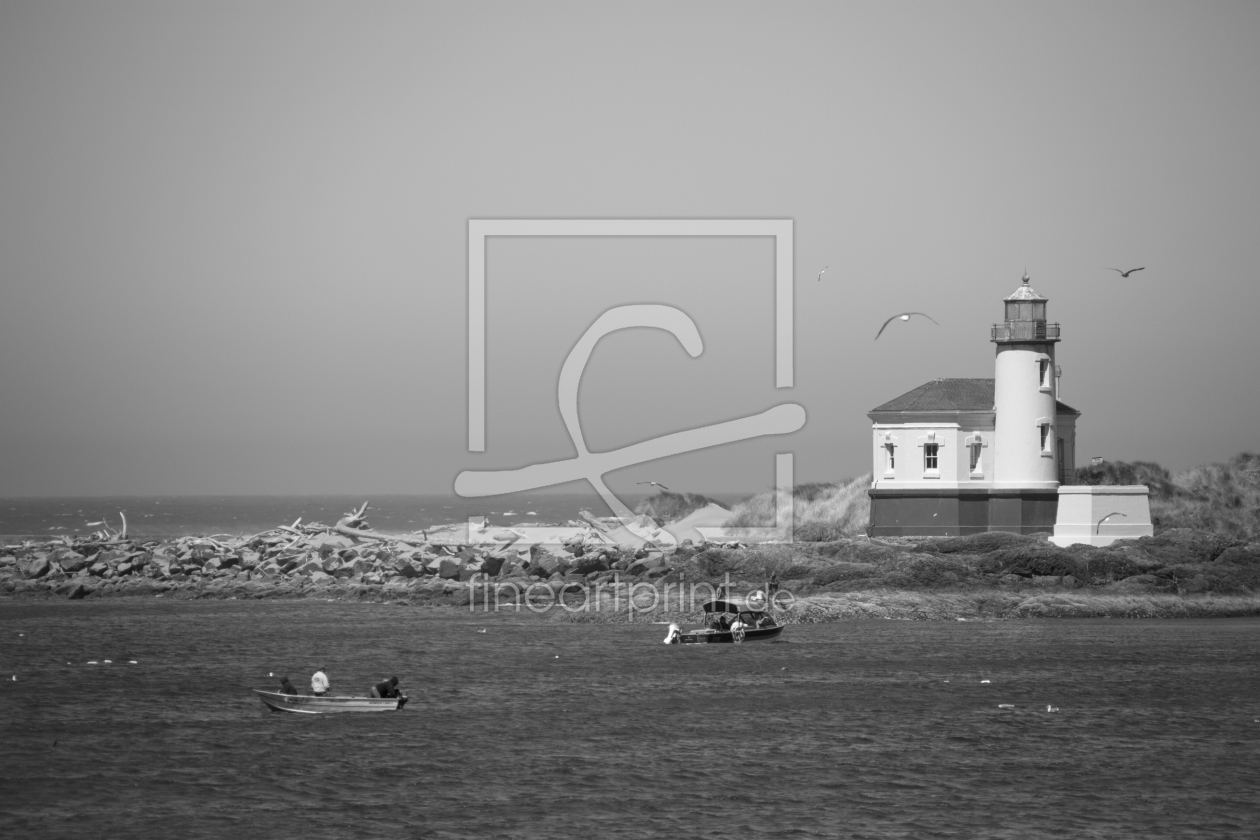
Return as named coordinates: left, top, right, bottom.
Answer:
left=1078, top=452, right=1260, bottom=540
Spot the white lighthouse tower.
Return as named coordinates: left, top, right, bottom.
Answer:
left=992, top=275, right=1060, bottom=488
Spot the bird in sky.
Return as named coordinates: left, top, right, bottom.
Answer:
left=1096, top=511, right=1128, bottom=534
left=817, top=266, right=828, bottom=281
left=1105, top=267, right=1145, bottom=278
left=637, top=481, right=670, bottom=491
left=875, top=312, right=940, bottom=340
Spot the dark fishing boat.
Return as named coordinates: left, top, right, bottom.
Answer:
left=253, top=689, right=408, bottom=714
left=663, top=595, right=785, bottom=644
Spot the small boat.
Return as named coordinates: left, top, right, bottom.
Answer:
left=253, top=689, right=409, bottom=714
left=664, top=595, right=785, bottom=644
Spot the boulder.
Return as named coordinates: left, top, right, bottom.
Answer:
left=479, top=554, right=507, bottom=577
left=437, top=559, right=462, bottom=580
left=54, top=580, right=90, bottom=600
left=533, top=551, right=570, bottom=579
left=626, top=553, right=668, bottom=577
left=570, top=553, right=610, bottom=576
left=56, top=551, right=91, bottom=574
left=22, top=557, right=51, bottom=579
left=311, top=534, right=354, bottom=557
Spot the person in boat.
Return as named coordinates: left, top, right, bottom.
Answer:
left=311, top=667, right=330, bottom=696
left=372, top=676, right=402, bottom=698
left=279, top=676, right=300, bottom=695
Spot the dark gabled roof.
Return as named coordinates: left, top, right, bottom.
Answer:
left=870, top=378, right=1079, bottom=415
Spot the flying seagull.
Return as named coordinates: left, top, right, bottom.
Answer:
left=1105, top=267, right=1145, bottom=278
left=637, top=481, right=670, bottom=491
left=1096, top=511, right=1128, bottom=534
left=875, top=312, right=940, bottom=340
left=817, top=266, right=828, bottom=282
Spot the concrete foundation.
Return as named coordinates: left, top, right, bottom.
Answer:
left=1050, top=485, right=1154, bottom=546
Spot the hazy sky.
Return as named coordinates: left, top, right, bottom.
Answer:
left=2, top=1, right=1257, bottom=497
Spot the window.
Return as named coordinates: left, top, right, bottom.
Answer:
left=884, top=443, right=896, bottom=473
left=1039, top=359, right=1050, bottom=388
left=1040, top=423, right=1050, bottom=452
left=924, top=443, right=939, bottom=471
left=969, top=441, right=981, bottom=472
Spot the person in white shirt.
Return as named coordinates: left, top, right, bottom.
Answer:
left=311, top=667, right=329, bottom=696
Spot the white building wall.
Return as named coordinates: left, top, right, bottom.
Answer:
left=871, top=421, right=995, bottom=489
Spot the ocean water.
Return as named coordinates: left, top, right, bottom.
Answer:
left=1, top=602, right=1258, bottom=838
left=0, top=493, right=749, bottom=540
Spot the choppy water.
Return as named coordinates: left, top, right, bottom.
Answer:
left=0, top=492, right=749, bottom=540
left=2, top=602, right=1259, bottom=838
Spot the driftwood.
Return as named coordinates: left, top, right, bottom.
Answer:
left=578, top=509, right=647, bottom=549
left=333, top=502, right=428, bottom=548
left=84, top=512, right=127, bottom=542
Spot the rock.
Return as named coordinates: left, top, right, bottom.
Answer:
left=533, top=551, right=570, bottom=578
left=55, top=580, right=90, bottom=600
left=570, top=553, right=610, bottom=576
left=23, top=557, right=52, bottom=579
left=479, top=554, right=507, bottom=577
left=57, top=552, right=91, bottom=573
left=498, top=559, right=526, bottom=578
left=311, top=534, right=353, bottom=557
left=438, top=559, right=462, bottom=580
left=190, top=543, right=217, bottom=562
left=626, top=553, right=668, bottom=577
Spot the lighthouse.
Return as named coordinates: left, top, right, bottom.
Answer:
left=992, top=275, right=1061, bottom=488
left=865, top=274, right=1081, bottom=536
left=864, top=273, right=1151, bottom=542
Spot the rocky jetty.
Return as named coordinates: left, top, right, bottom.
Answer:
left=4, top=501, right=1257, bottom=620
left=0, top=502, right=683, bottom=603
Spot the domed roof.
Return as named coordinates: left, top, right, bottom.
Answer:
left=1005, top=273, right=1047, bottom=301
